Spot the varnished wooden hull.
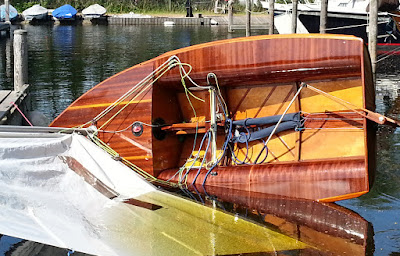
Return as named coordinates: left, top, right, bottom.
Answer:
left=51, top=34, right=376, bottom=202
left=186, top=186, right=373, bottom=255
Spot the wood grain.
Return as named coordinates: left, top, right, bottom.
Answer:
left=50, top=34, right=374, bottom=201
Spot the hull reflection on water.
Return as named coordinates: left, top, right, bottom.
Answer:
left=182, top=185, right=375, bottom=255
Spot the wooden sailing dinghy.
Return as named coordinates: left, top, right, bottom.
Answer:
left=51, top=34, right=390, bottom=202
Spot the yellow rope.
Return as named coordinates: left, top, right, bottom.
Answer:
left=95, top=59, right=204, bottom=131
left=90, top=135, right=178, bottom=187
left=67, top=56, right=219, bottom=187
left=77, top=57, right=180, bottom=129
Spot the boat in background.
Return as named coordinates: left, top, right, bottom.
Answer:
left=0, top=4, right=18, bottom=21
left=261, top=0, right=379, bottom=17
left=22, top=4, right=48, bottom=21
left=52, top=4, right=77, bottom=21
left=82, top=4, right=106, bottom=19
left=262, top=0, right=400, bottom=44
left=50, top=34, right=399, bottom=202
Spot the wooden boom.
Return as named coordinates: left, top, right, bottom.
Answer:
left=51, top=34, right=376, bottom=202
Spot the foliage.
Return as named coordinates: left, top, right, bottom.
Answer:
left=8, top=0, right=233, bottom=13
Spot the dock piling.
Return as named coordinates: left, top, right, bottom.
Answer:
left=246, top=0, right=251, bottom=36
left=368, top=0, right=378, bottom=76
left=228, top=0, right=233, bottom=33
left=291, top=0, right=298, bottom=33
left=5, top=38, right=11, bottom=77
left=320, top=0, right=328, bottom=33
left=268, top=0, right=275, bottom=34
left=4, top=0, right=10, bottom=23
left=13, top=30, right=28, bottom=91
left=0, top=30, right=30, bottom=125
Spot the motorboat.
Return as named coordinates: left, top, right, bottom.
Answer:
left=22, top=4, right=48, bottom=21
left=0, top=4, right=18, bottom=21
left=262, top=0, right=400, bottom=44
left=52, top=4, right=77, bottom=20
left=82, top=4, right=106, bottom=19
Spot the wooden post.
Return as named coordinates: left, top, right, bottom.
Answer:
left=169, top=0, right=172, bottom=11
left=368, top=0, right=378, bottom=76
left=14, top=30, right=28, bottom=92
left=246, top=0, right=251, bottom=37
left=291, top=0, right=298, bottom=33
left=228, top=0, right=234, bottom=33
left=320, top=0, right=328, bottom=33
left=5, top=0, right=10, bottom=23
left=214, top=0, right=219, bottom=13
left=268, top=0, right=275, bottom=34
left=5, top=38, right=11, bottom=78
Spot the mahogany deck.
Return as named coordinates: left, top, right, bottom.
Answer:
left=50, top=34, right=376, bottom=202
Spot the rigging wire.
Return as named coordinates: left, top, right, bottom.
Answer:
left=71, top=53, right=374, bottom=188
left=377, top=45, right=400, bottom=63
left=78, top=56, right=210, bottom=187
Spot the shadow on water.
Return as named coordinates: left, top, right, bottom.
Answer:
left=0, top=24, right=400, bottom=255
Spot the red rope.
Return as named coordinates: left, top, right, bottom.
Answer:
left=11, top=102, right=33, bottom=126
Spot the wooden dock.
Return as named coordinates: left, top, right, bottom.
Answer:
left=0, top=84, right=30, bottom=125
left=107, top=15, right=270, bottom=27
left=108, top=16, right=212, bottom=26
left=230, top=25, right=269, bottom=30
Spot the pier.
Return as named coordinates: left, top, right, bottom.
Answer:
left=0, top=30, right=30, bottom=125
left=107, top=15, right=269, bottom=27
left=0, top=84, right=30, bottom=124
left=108, top=16, right=212, bottom=25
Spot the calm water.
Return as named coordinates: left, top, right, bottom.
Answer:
left=0, top=24, right=400, bottom=255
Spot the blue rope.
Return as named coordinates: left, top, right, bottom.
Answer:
left=231, top=119, right=251, bottom=165
left=254, top=138, right=269, bottom=164
left=67, top=250, right=74, bottom=256
left=192, top=131, right=211, bottom=184
left=202, top=119, right=233, bottom=186
left=191, top=184, right=205, bottom=204
left=180, top=131, right=210, bottom=183
left=180, top=187, right=198, bottom=201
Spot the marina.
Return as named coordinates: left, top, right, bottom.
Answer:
left=0, top=1, right=399, bottom=255
left=0, top=29, right=29, bottom=125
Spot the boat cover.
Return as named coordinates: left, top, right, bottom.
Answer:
left=52, top=4, right=77, bottom=19
left=0, top=131, right=305, bottom=255
left=0, top=4, right=18, bottom=21
left=22, top=5, right=48, bottom=19
left=82, top=4, right=106, bottom=17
